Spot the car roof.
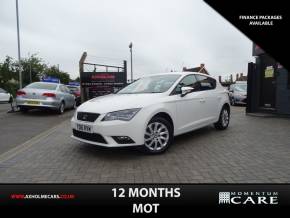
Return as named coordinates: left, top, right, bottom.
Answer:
left=30, top=82, right=63, bottom=86
left=141, top=72, right=216, bottom=80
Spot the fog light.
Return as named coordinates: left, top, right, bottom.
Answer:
left=112, top=136, right=135, bottom=144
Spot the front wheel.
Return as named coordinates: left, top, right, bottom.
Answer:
left=214, top=106, right=230, bottom=130
left=141, top=117, right=173, bottom=154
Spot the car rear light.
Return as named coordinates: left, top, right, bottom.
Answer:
left=42, top=93, right=56, bottom=98
left=16, top=90, right=26, bottom=96
left=75, top=91, right=81, bottom=97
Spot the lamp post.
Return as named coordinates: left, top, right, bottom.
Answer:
left=16, top=0, right=22, bottom=88
left=129, top=42, right=133, bottom=82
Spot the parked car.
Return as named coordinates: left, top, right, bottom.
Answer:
left=71, top=72, right=230, bottom=154
left=228, top=82, right=247, bottom=105
left=0, top=88, right=13, bottom=103
left=16, top=82, right=76, bottom=114
left=67, top=85, right=81, bottom=106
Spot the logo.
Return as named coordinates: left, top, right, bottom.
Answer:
left=218, top=191, right=279, bottom=205
left=219, top=192, right=231, bottom=204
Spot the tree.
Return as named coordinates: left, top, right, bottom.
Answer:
left=20, top=54, right=46, bottom=86
left=0, top=56, right=19, bottom=96
left=74, top=77, right=80, bottom=82
left=43, top=65, right=70, bottom=84
left=0, top=56, right=17, bottom=84
left=0, top=54, right=71, bottom=96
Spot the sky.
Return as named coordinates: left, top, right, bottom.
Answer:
left=0, top=0, right=254, bottom=80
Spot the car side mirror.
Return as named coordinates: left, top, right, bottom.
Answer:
left=181, top=86, right=194, bottom=97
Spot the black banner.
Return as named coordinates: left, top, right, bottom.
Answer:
left=204, top=0, right=290, bottom=70
left=81, top=71, right=127, bottom=99
left=0, top=184, right=289, bottom=213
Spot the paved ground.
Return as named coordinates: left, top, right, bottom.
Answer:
left=0, top=106, right=290, bottom=183
left=0, top=103, right=74, bottom=154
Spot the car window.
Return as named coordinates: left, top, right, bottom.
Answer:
left=59, top=85, right=67, bottom=93
left=0, top=88, right=6, bottom=93
left=26, top=82, right=58, bottom=90
left=234, top=84, right=247, bottom=92
left=67, top=86, right=79, bottom=92
left=195, top=75, right=216, bottom=91
left=173, top=75, right=198, bottom=94
left=64, top=86, right=71, bottom=93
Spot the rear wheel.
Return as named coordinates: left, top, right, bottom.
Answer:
left=230, top=97, right=235, bottom=106
left=142, top=117, right=173, bottom=154
left=214, top=106, right=230, bottom=130
left=19, top=106, right=28, bottom=113
left=71, top=100, right=76, bottom=109
left=58, top=102, right=65, bottom=114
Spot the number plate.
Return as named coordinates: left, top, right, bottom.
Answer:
left=76, top=123, right=92, bottom=133
left=26, top=100, right=40, bottom=105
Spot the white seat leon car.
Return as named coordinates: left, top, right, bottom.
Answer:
left=71, top=72, right=230, bottom=154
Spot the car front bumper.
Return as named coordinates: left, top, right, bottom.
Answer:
left=16, top=97, right=61, bottom=109
left=71, top=114, right=146, bottom=147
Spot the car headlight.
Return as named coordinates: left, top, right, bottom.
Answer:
left=102, top=108, right=141, bottom=121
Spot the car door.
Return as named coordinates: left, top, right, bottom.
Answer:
left=58, top=85, right=68, bottom=108
left=195, top=75, right=219, bottom=123
left=64, top=86, right=75, bottom=107
left=171, top=74, right=208, bottom=134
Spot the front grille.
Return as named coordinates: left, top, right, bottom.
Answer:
left=77, top=112, right=100, bottom=122
left=73, top=129, right=107, bottom=144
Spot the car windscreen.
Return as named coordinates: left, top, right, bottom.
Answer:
left=25, top=83, right=58, bottom=90
left=118, top=74, right=181, bottom=94
left=234, top=84, right=247, bottom=92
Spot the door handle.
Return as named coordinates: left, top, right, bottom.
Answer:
left=199, top=98, right=205, bottom=103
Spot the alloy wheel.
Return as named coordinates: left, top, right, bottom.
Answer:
left=144, top=122, right=169, bottom=151
left=221, top=109, right=229, bottom=127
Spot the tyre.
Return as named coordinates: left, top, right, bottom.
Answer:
left=230, top=97, right=235, bottom=106
left=214, top=105, right=230, bottom=130
left=58, top=102, right=65, bottom=114
left=76, top=97, right=81, bottom=106
left=142, top=117, right=173, bottom=154
left=19, top=106, right=28, bottom=113
left=71, top=100, right=76, bottom=109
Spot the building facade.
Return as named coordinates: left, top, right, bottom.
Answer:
left=247, top=45, right=290, bottom=115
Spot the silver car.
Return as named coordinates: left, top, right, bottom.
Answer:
left=16, top=82, right=75, bottom=114
left=228, top=82, right=247, bottom=105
